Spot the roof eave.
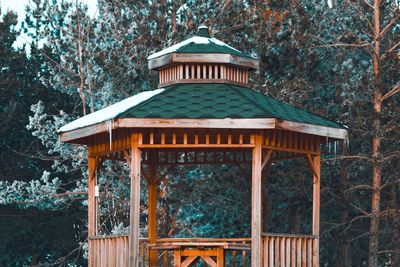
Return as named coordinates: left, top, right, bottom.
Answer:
left=59, top=118, right=348, bottom=144
left=148, top=53, right=259, bottom=70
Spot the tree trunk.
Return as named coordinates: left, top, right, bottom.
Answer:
left=368, top=1, right=382, bottom=266
left=389, top=184, right=400, bottom=267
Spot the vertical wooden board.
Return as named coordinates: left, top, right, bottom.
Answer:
left=286, top=238, right=291, bottom=267
left=312, top=239, right=319, bottom=267
left=232, top=250, right=237, bottom=267
left=292, top=238, right=297, bottom=267
left=251, top=134, right=263, bottom=267
left=276, top=237, right=280, bottom=267
left=312, top=155, right=321, bottom=236
left=148, top=151, right=158, bottom=266
left=174, top=249, right=181, bottom=267
left=129, top=133, right=142, bottom=267
left=307, top=239, right=312, bottom=267
left=269, top=237, right=274, bottom=267
left=263, top=237, right=269, bottom=267
left=297, top=239, right=301, bottom=267
left=281, top=237, right=285, bottom=267
left=88, top=156, right=98, bottom=267
left=164, top=250, right=169, bottom=267
left=301, top=239, right=306, bottom=267
left=217, top=248, right=224, bottom=267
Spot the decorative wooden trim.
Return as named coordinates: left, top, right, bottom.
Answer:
left=159, top=78, right=250, bottom=88
left=276, top=120, right=348, bottom=140
left=158, top=63, right=250, bottom=88
left=60, top=118, right=347, bottom=144
left=118, top=118, right=276, bottom=130
left=148, top=53, right=259, bottom=70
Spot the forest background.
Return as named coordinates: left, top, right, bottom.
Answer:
left=0, top=0, right=399, bottom=266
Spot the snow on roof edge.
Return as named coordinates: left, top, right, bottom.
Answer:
left=58, top=89, right=165, bottom=133
left=147, top=36, right=242, bottom=60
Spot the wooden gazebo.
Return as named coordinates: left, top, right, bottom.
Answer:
left=59, top=26, right=348, bottom=267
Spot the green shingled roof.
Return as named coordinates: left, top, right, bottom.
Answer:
left=116, top=84, right=345, bottom=129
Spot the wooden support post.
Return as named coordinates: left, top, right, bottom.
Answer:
left=148, top=151, right=158, bottom=266
left=130, top=133, right=142, bottom=267
left=251, top=134, right=263, bottom=267
left=88, top=156, right=98, bottom=267
left=312, top=154, right=321, bottom=267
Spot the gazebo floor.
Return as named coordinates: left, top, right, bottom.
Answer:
left=89, top=233, right=318, bottom=266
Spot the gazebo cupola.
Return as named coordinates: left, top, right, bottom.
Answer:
left=148, top=26, right=259, bottom=88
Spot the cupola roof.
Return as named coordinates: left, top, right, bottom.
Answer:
left=148, top=26, right=259, bottom=70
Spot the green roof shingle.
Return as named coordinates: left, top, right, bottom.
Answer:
left=117, top=84, right=345, bottom=129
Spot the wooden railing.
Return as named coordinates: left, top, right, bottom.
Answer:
left=88, top=234, right=318, bottom=266
left=262, top=233, right=319, bottom=267
left=89, top=234, right=148, bottom=267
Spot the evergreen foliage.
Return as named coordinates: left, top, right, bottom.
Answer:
left=0, top=0, right=398, bottom=265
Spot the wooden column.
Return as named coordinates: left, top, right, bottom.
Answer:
left=251, top=134, right=263, bottom=267
left=88, top=156, right=98, bottom=267
left=148, top=151, right=158, bottom=266
left=129, top=133, right=142, bottom=267
left=312, top=154, right=321, bottom=267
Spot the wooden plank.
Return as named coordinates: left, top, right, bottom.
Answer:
left=174, top=249, right=181, bottom=267
left=312, top=154, right=321, bottom=236
left=129, top=133, right=142, bottom=267
left=148, top=151, right=158, bottom=266
left=263, top=236, right=269, bottom=267
left=88, top=156, right=99, bottom=267
left=307, top=238, right=312, bottom=267
left=269, top=237, right=274, bottom=267
left=312, top=239, right=319, bottom=267
left=217, top=247, right=224, bottom=267
left=301, top=239, right=307, bottom=267
left=138, top=144, right=255, bottom=149
left=297, top=239, right=301, bottom=267
left=164, top=250, right=169, bottom=267
left=204, top=256, right=217, bottom=267
left=251, top=134, right=263, bottom=267
left=276, top=237, right=280, bottom=267
left=276, top=120, right=348, bottom=140
left=60, top=119, right=276, bottom=143
left=292, top=238, right=296, bottom=267
left=286, top=238, right=291, bottom=267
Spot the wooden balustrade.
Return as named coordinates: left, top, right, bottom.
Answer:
left=89, top=234, right=148, bottom=267
left=262, top=233, right=319, bottom=267
left=88, top=234, right=318, bottom=266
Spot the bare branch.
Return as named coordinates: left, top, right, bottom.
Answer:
left=379, top=13, right=400, bottom=39
left=311, top=42, right=371, bottom=49
left=380, top=84, right=400, bottom=104
left=323, top=155, right=373, bottom=162
left=362, top=0, right=374, bottom=9
left=381, top=41, right=400, bottom=60
left=346, top=0, right=374, bottom=30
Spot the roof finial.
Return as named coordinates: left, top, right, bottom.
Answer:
left=197, top=25, right=210, bottom=38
